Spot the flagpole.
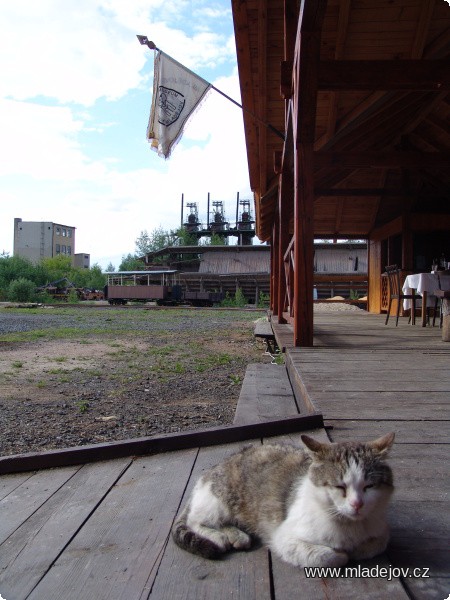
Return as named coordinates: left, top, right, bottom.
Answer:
left=137, top=35, right=285, bottom=141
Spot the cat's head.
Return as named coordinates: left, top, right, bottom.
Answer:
left=300, top=433, right=395, bottom=521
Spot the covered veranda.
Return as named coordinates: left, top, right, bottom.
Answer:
left=231, top=0, right=450, bottom=346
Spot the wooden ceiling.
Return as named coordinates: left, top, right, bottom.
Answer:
left=231, top=0, right=450, bottom=242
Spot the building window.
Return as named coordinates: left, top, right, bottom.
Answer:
left=56, top=244, right=60, bottom=254
left=67, top=246, right=71, bottom=255
left=62, top=228, right=66, bottom=237
left=67, top=229, right=72, bottom=238
left=61, top=245, right=66, bottom=254
left=56, top=227, right=60, bottom=235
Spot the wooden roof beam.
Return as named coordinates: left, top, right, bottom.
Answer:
left=315, top=150, right=450, bottom=169
left=315, top=188, right=412, bottom=197
left=318, top=60, right=450, bottom=91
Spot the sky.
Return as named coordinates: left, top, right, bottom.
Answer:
left=0, top=0, right=253, bottom=270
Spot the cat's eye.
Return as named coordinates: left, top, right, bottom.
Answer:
left=335, top=484, right=346, bottom=495
left=364, top=484, right=374, bottom=491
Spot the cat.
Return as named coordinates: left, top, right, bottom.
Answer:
left=172, top=432, right=395, bottom=567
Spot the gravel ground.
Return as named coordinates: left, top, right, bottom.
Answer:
left=0, top=305, right=269, bottom=456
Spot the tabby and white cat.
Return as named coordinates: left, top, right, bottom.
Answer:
left=172, top=433, right=394, bottom=567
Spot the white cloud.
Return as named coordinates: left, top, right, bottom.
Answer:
left=0, top=1, right=253, bottom=269
left=0, top=0, right=235, bottom=106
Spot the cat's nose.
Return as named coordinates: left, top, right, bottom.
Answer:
left=350, top=498, right=364, bottom=512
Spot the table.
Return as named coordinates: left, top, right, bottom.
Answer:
left=402, top=272, right=450, bottom=327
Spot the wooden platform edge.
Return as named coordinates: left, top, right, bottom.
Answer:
left=0, top=413, right=323, bottom=475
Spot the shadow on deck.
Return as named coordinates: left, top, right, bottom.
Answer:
left=1, top=311, right=448, bottom=599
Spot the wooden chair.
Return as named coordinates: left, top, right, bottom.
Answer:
left=384, top=265, right=416, bottom=326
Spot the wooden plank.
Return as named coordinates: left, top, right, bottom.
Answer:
left=292, top=363, right=450, bottom=377
left=0, top=466, right=80, bottom=544
left=233, top=364, right=299, bottom=425
left=0, top=458, right=131, bottom=599
left=401, top=577, right=450, bottom=600
left=149, top=442, right=272, bottom=600
left=298, top=378, right=450, bottom=392
left=254, top=320, right=275, bottom=339
left=386, top=444, right=449, bottom=502
left=0, top=413, right=324, bottom=475
left=388, top=535, right=449, bottom=577
left=307, top=391, right=449, bottom=419
left=0, top=471, right=35, bottom=501
left=326, top=419, right=450, bottom=444
left=272, top=555, right=410, bottom=599
left=26, top=449, right=198, bottom=600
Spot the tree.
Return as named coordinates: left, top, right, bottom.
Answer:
left=119, top=254, right=144, bottom=271
left=135, top=227, right=178, bottom=256
left=105, top=262, right=116, bottom=273
left=8, top=278, right=37, bottom=302
left=175, top=227, right=198, bottom=246
left=40, top=255, right=74, bottom=283
left=134, top=230, right=153, bottom=256
left=0, top=255, right=38, bottom=290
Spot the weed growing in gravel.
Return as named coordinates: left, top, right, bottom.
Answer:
left=36, top=380, right=46, bottom=388
left=12, top=361, right=23, bottom=368
left=194, top=353, right=233, bottom=372
left=78, top=401, right=89, bottom=413
left=229, top=374, right=242, bottom=385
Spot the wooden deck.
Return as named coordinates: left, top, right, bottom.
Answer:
left=1, top=311, right=449, bottom=599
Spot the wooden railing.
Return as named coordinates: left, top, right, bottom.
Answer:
left=283, top=237, right=295, bottom=317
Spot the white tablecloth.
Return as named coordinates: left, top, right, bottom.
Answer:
left=403, top=273, right=450, bottom=310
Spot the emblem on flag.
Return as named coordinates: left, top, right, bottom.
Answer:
left=147, top=51, right=211, bottom=158
left=157, top=86, right=185, bottom=126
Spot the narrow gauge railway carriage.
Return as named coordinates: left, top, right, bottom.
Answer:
left=104, top=271, right=223, bottom=307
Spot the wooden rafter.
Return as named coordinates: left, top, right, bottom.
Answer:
left=318, top=59, right=450, bottom=91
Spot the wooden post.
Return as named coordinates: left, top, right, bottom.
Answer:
left=272, top=218, right=279, bottom=316
left=291, top=0, right=327, bottom=346
left=443, top=299, right=450, bottom=342
left=293, top=142, right=314, bottom=346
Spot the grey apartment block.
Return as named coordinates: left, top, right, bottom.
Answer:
left=74, top=253, right=90, bottom=269
left=13, top=218, right=76, bottom=263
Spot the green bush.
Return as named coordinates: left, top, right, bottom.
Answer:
left=8, top=278, right=37, bottom=302
left=257, top=291, right=270, bottom=308
left=220, top=288, right=247, bottom=308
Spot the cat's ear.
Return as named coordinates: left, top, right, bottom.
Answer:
left=301, top=435, right=329, bottom=456
left=367, top=432, right=395, bottom=456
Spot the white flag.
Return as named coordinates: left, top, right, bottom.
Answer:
left=147, top=51, right=211, bottom=158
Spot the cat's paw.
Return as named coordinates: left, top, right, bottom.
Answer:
left=350, top=536, right=388, bottom=560
left=222, top=526, right=252, bottom=550
left=318, top=548, right=349, bottom=568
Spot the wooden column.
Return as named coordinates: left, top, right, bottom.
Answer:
left=293, top=142, right=315, bottom=345
left=291, top=0, right=327, bottom=346
left=271, top=217, right=279, bottom=315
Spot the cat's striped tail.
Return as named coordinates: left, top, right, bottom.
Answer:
left=172, top=508, right=225, bottom=560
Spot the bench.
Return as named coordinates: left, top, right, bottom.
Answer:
left=254, top=319, right=278, bottom=355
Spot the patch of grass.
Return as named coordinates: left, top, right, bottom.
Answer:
left=47, top=367, right=70, bottom=375
left=36, top=380, right=47, bottom=388
left=194, top=353, right=233, bottom=373
left=12, top=361, right=24, bottom=368
left=77, top=400, right=89, bottom=413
